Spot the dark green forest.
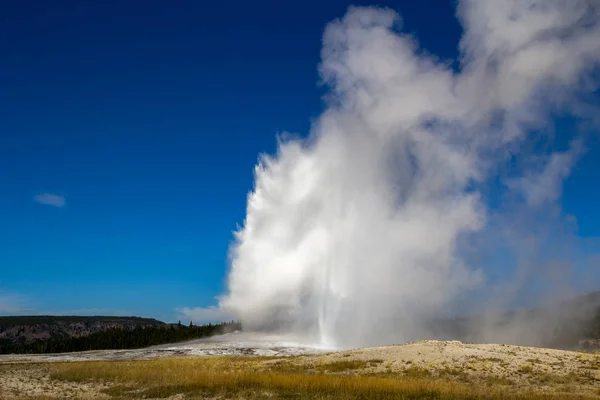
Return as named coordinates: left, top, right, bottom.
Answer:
left=0, top=321, right=241, bottom=354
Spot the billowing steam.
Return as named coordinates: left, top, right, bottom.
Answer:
left=218, top=0, right=600, bottom=349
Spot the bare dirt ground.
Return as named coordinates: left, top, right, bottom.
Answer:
left=307, top=340, right=600, bottom=384
left=316, top=340, right=600, bottom=372
left=0, top=364, right=110, bottom=399
left=1, top=340, right=599, bottom=399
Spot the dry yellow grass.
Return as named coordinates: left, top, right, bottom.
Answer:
left=2, top=342, right=599, bottom=399
left=42, top=357, right=600, bottom=400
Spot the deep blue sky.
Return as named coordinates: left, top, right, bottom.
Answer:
left=1, top=0, right=598, bottom=322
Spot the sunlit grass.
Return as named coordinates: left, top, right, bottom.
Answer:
left=46, top=357, right=598, bottom=399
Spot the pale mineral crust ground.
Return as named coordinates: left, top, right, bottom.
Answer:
left=1, top=334, right=599, bottom=399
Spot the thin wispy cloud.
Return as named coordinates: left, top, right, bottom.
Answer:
left=0, top=292, right=26, bottom=314
left=42, top=308, right=136, bottom=317
left=34, top=193, right=66, bottom=207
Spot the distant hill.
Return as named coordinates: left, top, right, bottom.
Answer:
left=0, top=316, right=164, bottom=345
left=0, top=315, right=163, bottom=328
left=0, top=315, right=240, bottom=354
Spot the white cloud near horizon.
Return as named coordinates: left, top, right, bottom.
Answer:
left=34, top=193, right=66, bottom=207
left=0, top=292, right=26, bottom=314
left=177, top=306, right=236, bottom=324
left=41, top=308, right=137, bottom=317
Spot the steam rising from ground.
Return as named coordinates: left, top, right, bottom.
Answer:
left=218, top=0, right=600, bottom=349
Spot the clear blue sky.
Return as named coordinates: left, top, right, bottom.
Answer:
left=1, top=0, right=598, bottom=323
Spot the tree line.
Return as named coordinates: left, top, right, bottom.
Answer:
left=0, top=321, right=241, bottom=354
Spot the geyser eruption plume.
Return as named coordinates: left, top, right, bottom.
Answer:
left=219, top=0, right=600, bottom=349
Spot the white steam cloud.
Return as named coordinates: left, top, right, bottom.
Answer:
left=216, top=0, right=600, bottom=349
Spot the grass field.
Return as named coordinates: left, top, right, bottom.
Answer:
left=0, top=356, right=583, bottom=399
left=2, top=340, right=600, bottom=399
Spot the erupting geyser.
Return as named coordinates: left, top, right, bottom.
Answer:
left=218, top=0, right=600, bottom=349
